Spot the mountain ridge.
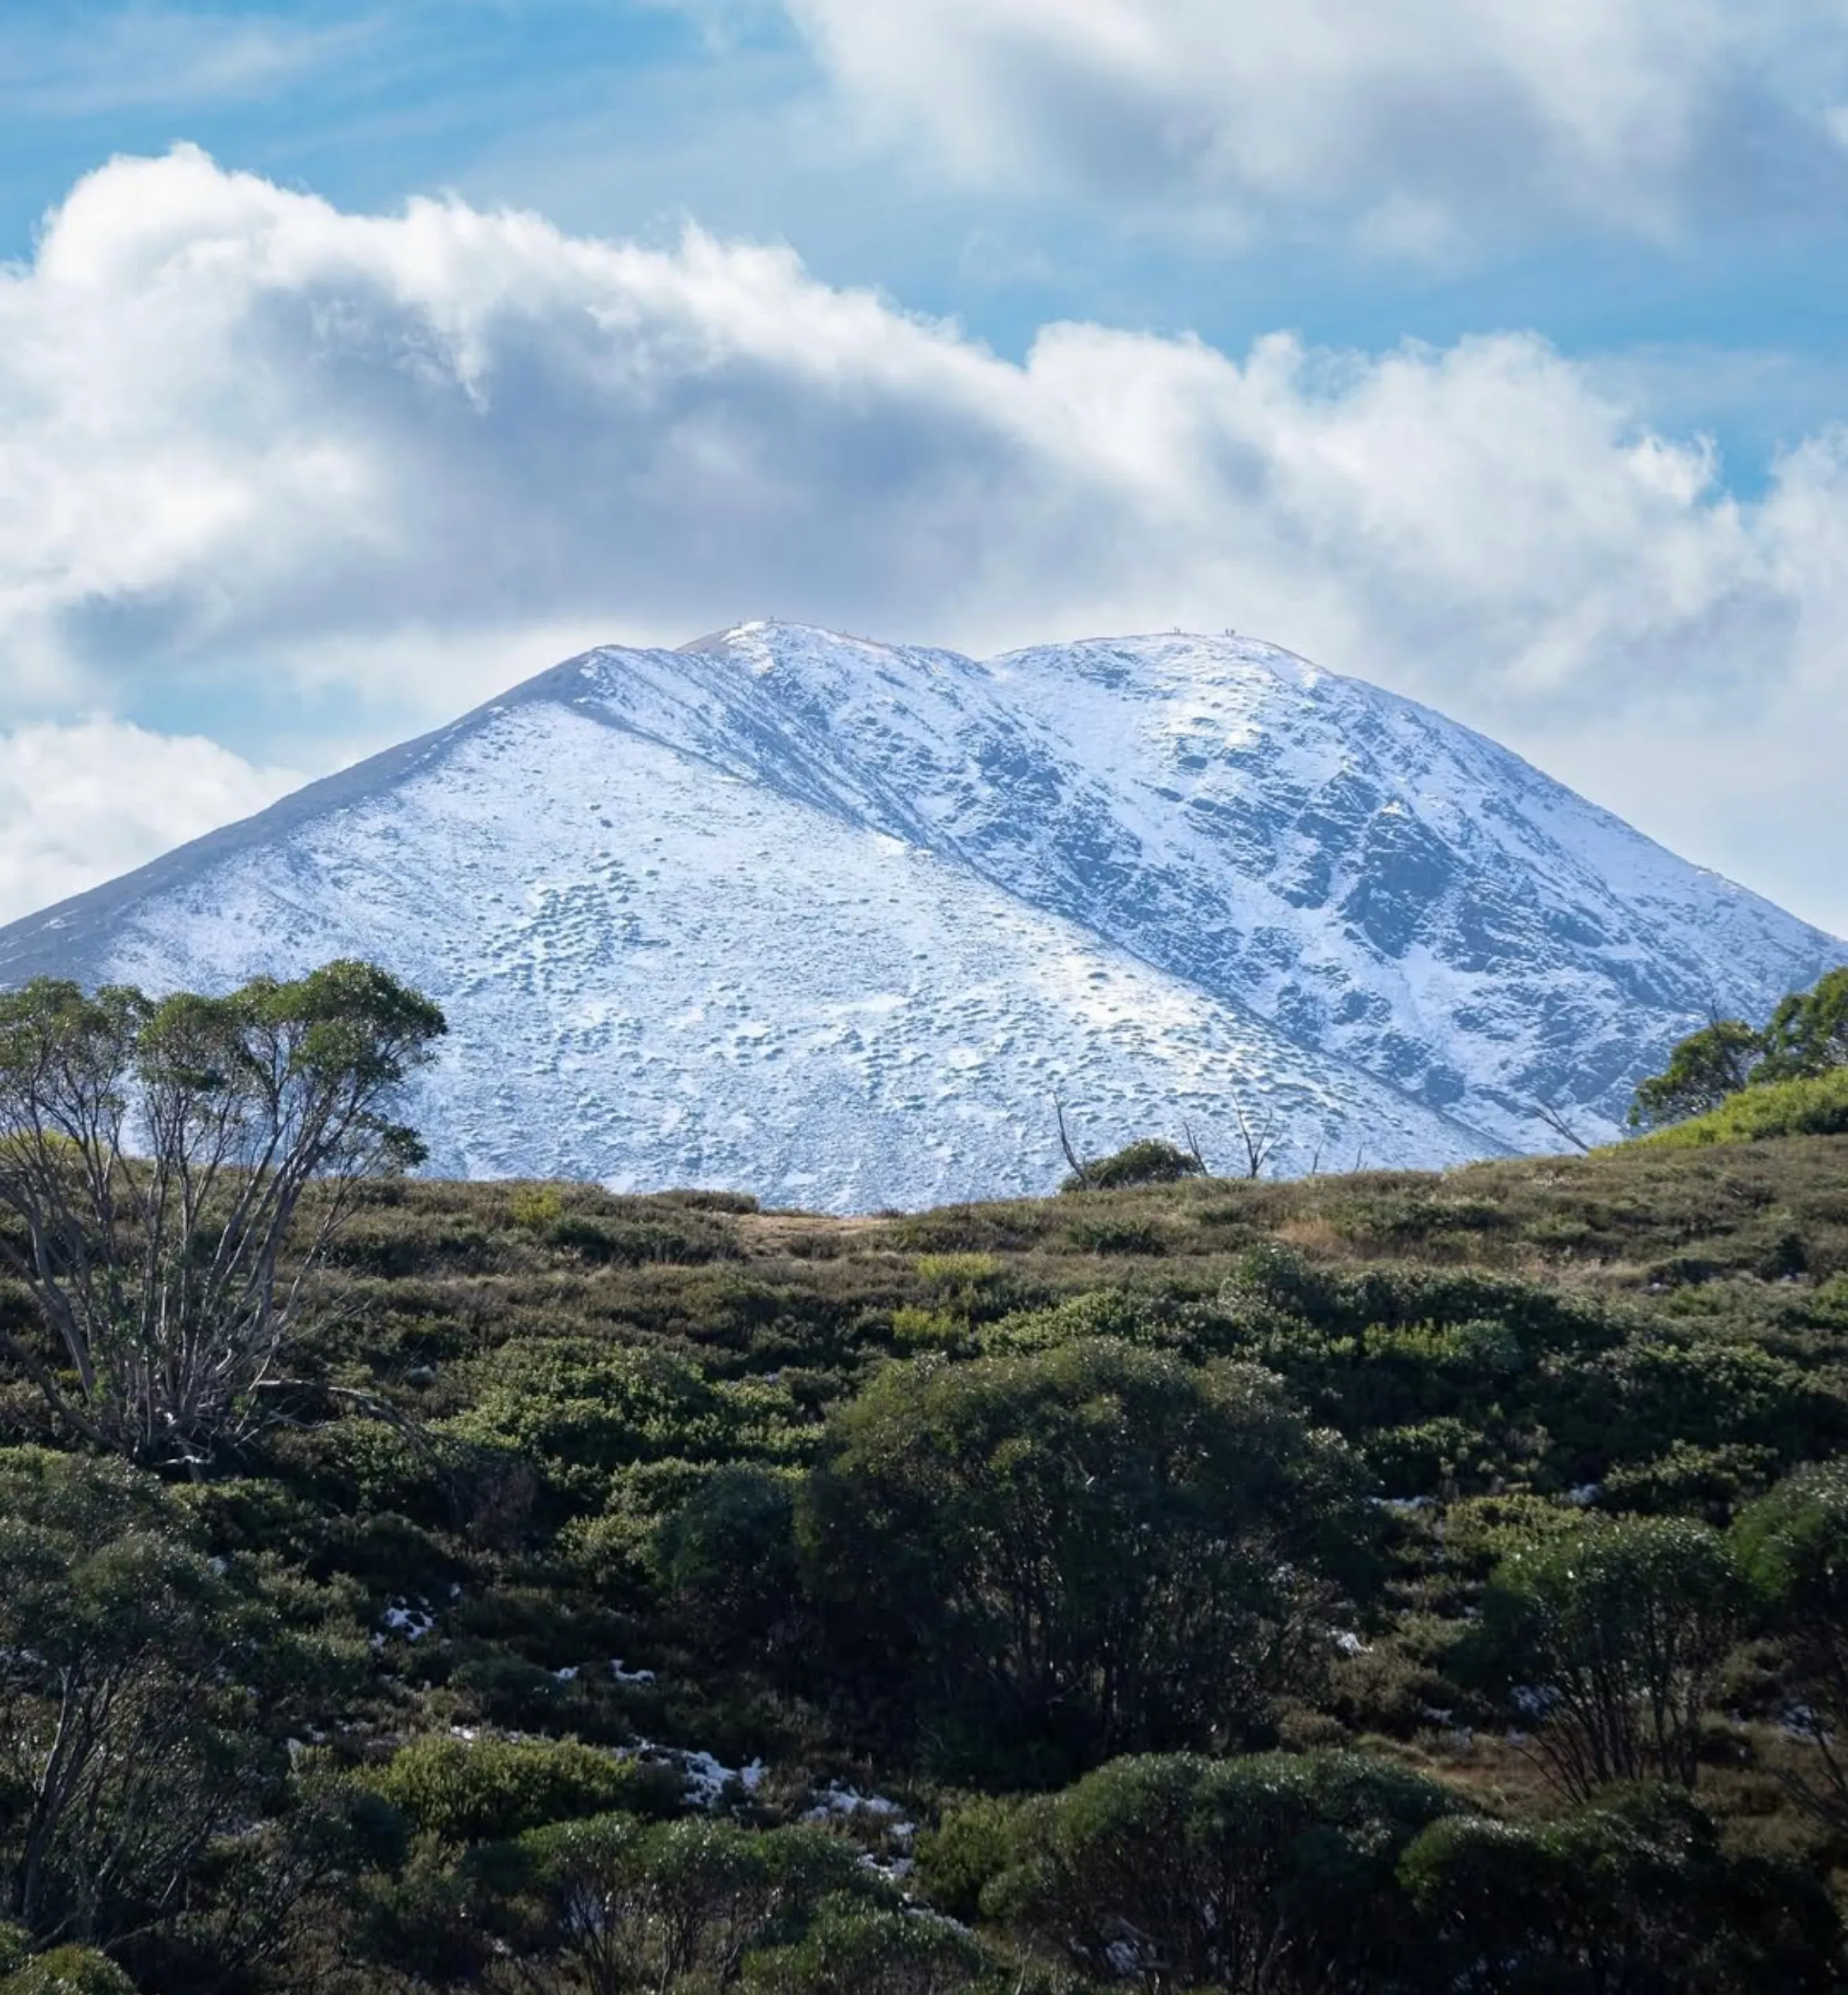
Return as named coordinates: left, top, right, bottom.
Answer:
left=1, top=622, right=1839, bottom=1208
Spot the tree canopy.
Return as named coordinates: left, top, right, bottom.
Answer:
left=1629, top=1019, right=1766, bottom=1129
left=1630, top=969, right=1848, bottom=1130
left=1760, top=967, right=1848, bottom=1082
left=0, top=963, right=444, bottom=1461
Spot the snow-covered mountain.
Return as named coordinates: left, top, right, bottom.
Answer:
left=1, top=624, right=1839, bottom=1209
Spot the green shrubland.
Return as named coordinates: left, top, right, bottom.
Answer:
left=1635, top=1068, right=1848, bottom=1148
left=2, top=975, right=1848, bottom=1984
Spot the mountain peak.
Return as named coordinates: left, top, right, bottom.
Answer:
left=1, top=626, right=1839, bottom=1208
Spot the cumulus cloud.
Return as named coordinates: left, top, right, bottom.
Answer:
left=0, top=719, right=294, bottom=922
left=1, top=147, right=1846, bottom=929
left=771, top=0, right=1848, bottom=249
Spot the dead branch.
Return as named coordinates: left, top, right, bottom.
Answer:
left=1054, top=1095, right=1096, bottom=1190
left=1229, top=1093, right=1284, bottom=1180
left=1534, top=1100, right=1595, bottom=1155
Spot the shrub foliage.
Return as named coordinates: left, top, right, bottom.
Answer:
left=0, top=1007, right=1842, bottom=1988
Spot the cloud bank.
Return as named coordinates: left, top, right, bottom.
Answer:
left=0, top=718, right=293, bottom=922
left=1, top=148, right=1846, bottom=930
left=775, top=0, right=1848, bottom=250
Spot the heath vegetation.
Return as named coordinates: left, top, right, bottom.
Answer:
left=0, top=967, right=1845, bottom=1988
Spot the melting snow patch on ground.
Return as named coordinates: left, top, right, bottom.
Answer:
left=620, top=1742, right=767, bottom=1809
left=803, top=1784, right=919, bottom=1882
left=373, top=1599, right=437, bottom=1648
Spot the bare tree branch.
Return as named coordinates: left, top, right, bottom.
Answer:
left=1534, top=1099, right=1595, bottom=1156
left=1054, top=1095, right=1096, bottom=1191
left=1228, top=1093, right=1284, bottom=1180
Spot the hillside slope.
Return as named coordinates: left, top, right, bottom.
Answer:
left=3, top=1131, right=1848, bottom=1985
left=1, top=623, right=1839, bottom=1205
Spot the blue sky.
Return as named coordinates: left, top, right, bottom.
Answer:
left=2, top=0, right=1848, bottom=934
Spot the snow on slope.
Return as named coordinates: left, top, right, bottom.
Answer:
left=0, top=698, right=1485, bottom=1206
left=548, top=624, right=1847, bottom=1148
left=0, top=620, right=1839, bottom=1206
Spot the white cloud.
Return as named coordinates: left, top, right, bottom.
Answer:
left=0, top=719, right=294, bottom=923
left=772, top=0, right=1848, bottom=249
left=0, top=148, right=1846, bottom=931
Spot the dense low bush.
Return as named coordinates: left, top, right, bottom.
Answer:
left=1059, top=1136, right=1204, bottom=1193
left=1400, top=1785, right=1839, bottom=1993
left=1473, top=1516, right=1746, bottom=1796
left=354, top=1735, right=681, bottom=1844
left=0, top=1131, right=1844, bottom=1987
left=800, top=1339, right=1370, bottom=1779
left=1636, top=1070, right=1848, bottom=1149
left=968, top=1750, right=1458, bottom=1990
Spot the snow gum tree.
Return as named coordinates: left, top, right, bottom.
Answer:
left=1629, top=969, right=1848, bottom=1129
left=1629, top=1019, right=1765, bottom=1129
left=1760, top=966, right=1848, bottom=1082
left=0, top=961, right=445, bottom=1464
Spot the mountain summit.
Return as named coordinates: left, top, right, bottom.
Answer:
left=1, top=624, right=1839, bottom=1209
